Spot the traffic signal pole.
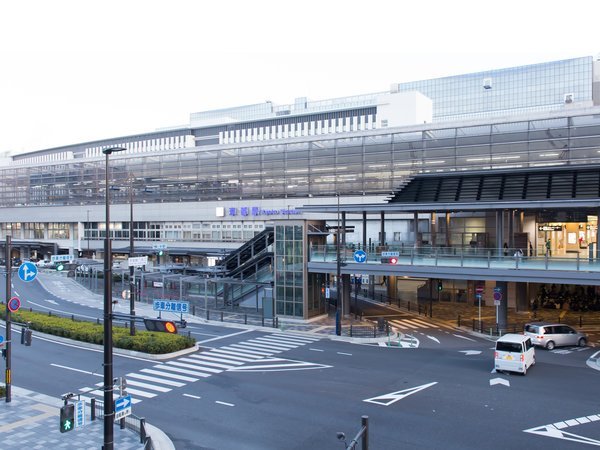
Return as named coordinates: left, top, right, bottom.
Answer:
left=4, top=236, right=11, bottom=402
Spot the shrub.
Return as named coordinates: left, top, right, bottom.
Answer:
left=0, top=384, right=5, bottom=398
left=0, top=309, right=195, bottom=354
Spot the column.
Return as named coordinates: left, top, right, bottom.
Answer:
left=414, top=212, right=420, bottom=247
left=380, top=212, right=385, bottom=246
left=495, top=281, right=508, bottom=332
left=508, top=210, right=515, bottom=249
left=431, top=213, right=437, bottom=247
left=362, top=212, right=367, bottom=250
left=496, top=210, right=504, bottom=256
left=445, top=212, right=451, bottom=248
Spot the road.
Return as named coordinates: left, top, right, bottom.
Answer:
left=3, top=274, right=600, bottom=448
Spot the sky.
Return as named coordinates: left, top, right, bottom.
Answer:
left=0, top=0, right=598, bottom=155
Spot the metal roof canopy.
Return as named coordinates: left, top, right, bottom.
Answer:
left=299, top=165, right=600, bottom=214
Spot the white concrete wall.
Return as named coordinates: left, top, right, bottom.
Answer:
left=376, top=91, right=433, bottom=128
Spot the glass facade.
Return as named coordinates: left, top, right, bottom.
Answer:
left=1, top=110, right=600, bottom=209
left=275, top=223, right=304, bottom=318
left=394, top=57, right=593, bottom=121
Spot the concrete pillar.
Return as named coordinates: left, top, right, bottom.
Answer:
left=387, top=275, right=397, bottom=300
left=515, top=282, right=528, bottom=312
left=413, top=212, right=420, bottom=247
left=496, top=210, right=504, bottom=255
left=362, top=212, right=367, bottom=250
left=342, top=212, right=347, bottom=247
left=342, top=273, right=351, bottom=318
left=431, top=212, right=437, bottom=246
left=508, top=210, right=515, bottom=249
left=445, top=212, right=451, bottom=248
left=380, top=212, right=385, bottom=246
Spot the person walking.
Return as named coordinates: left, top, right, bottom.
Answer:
left=545, top=238, right=552, bottom=256
left=529, top=241, right=534, bottom=257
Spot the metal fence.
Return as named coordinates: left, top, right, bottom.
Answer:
left=91, top=398, right=153, bottom=448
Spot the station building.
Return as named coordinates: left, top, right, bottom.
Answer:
left=1, top=55, right=600, bottom=322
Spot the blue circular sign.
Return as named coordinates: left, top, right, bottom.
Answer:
left=18, top=262, right=38, bottom=282
left=353, top=250, right=367, bottom=263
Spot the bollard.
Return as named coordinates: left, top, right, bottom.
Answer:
left=90, top=398, right=96, bottom=421
left=244, top=314, right=247, bottom=325
left=72, top=314, right=75, bottom=321
left=140, top=418, right=146, bottom=444
left=457, top=315, right=461, bottom=327
left=192, top=305, right=196, bottom=316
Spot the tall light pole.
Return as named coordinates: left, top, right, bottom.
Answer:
left=336, top=193, right=341, bottom=336
left=102, top=146, right=126, bottom=450
left=129, top=176, right=136, bottom=337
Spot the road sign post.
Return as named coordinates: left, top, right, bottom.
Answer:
left=114, top=395, right=132, bottom=421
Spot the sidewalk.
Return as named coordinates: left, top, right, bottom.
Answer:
left=0, top=386, right=148, bottom=450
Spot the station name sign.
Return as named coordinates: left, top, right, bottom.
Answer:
left=216, top=206, right=301, bottom=218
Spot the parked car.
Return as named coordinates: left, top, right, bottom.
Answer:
left=494, top=333, right=536, bottom=375
left=524, top=322, right=587, bottom=350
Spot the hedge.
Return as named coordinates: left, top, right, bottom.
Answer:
left=0, top=310, right=195, bottom=354
left=0, top=385, right=5, bottom=398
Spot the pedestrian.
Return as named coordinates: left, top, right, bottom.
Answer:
left=503, top=242, right=508, bottom=257
left=529, top=241, right=534, bottom=257
left=545, top=238, right=551, bottom=256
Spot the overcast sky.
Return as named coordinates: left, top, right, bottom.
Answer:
left=1, top=0, right=598, bottom=155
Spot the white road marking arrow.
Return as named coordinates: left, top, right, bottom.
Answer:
left=363, top=382, right=438, bottom=406
left=45, top=299, right=58, bottom=305
left=489, top=378, right=510, bottom=387
left=459, top=350, right=482, bottom=356
left=524, top=422, right=600, bottom=446
left=453, top=334, right=475, bottom=342
left=427, top=335, right=440, bottom=344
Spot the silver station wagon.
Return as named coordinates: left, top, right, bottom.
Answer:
left=524, top=322, right=587, bottom=350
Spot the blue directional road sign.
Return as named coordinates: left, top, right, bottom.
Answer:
left=153, top=299, right=189, bottom=313
left=0, top=335, right=4, bottom=345
left=353, top=250, right=367, bottom=263
left=114, top=395, right=132, bottom=421
left=18, top=262, right=38, bottom=282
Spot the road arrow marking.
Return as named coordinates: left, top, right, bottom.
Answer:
left=363, top=382, right=438, bottom=406
left=524, top=415, right=600, bottom=446
left=459, top=350, right=482, bottom=356
left=489, top=378, right=510, bottom=387
left=427, top=335, right=440, bottom=344
left=45, top=299, right=58, bottom=305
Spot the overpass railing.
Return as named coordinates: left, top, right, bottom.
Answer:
left=309, top=245, right=600, bottom=272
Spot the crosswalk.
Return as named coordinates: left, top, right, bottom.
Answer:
left=388, top=317, right=448, bottom=333
left=77, top=332, right=321, bottom=405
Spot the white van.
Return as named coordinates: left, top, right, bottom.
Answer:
left=494, top=333, right=535, bottom=375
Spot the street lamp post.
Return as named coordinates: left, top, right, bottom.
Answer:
left=129, top=177, right=136, bottom=337
left=336, top=194, right=341, bottom=336
left=102, top=146, right=126, bottom=450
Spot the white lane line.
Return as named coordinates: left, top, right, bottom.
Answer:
left=119, top=387, right=157, bottom=398
left=197, top=329, right=254, bottom=345
left=183, top=394, right=201, bottom=399
left=126, top=373, right=185, bottom=387
left=337, top=352, right=353, bottom=356
left=158, top=365, right=211, bottom=378
left=453, top=334, right=476, bottom=342
left=27, top=300, right=98, bottom=319
left=309, top=348, right=324, bottom=352
left=51, top=363, right=102, bottom=377
left=167, top=361, right=222, bottom=374
left=189, top=354, right=244, bottom=366
left=427, top=335, right=440, bottom=344
left=215, top=401, right=235, bottom=407
left=141, top=368, right=198, bottom=382
left=401, top=319, right=430, bottom=328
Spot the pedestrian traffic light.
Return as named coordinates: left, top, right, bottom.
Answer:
left=59, top=404, right=75, bottom=433
left=437, top=280, right=443, bottom=291
left=143, top=318, right=178, bottom=333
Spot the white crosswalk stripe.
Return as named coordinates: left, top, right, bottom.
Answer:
left=158, top=364, right=212, bottom=378
left=74, top=333, right=323, bottom=406
left=127, top=372, right=186, bottom=387
left=140, top=368, right=198, bottom=382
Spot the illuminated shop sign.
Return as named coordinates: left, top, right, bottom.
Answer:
left=537, top=225, right=563, bottom=231
left=216, top=206, right=301, bottom=218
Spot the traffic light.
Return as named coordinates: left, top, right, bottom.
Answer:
left=157, top=250, right=164, bottom=256
left=389, top=257, right=398, bottom=264
left=59, top=404, right=75, bottom=433
left=437, top=280, right=443, bottom=291
left=143, top=318, right=178, bottom=333
left=56, top=263, right=64, bottom=271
